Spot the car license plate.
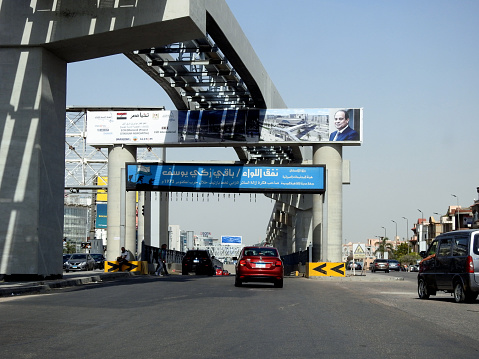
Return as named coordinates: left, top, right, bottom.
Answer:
left=72, top=266, right=77, bottom=268
left=193, top=259, right=199, bottom=263
left=255, top=263, right=266, bottom=268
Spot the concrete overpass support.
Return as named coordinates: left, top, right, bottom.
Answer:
left=314, top=144, right=342, bottom=262
left=0, top=48, right=66, bottom=278
left=106, top=145, right=136, bottom=261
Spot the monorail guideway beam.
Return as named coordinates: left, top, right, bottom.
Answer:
left=0, top=1, right=285, bottom=278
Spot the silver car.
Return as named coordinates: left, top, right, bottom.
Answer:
left=65, top=253, right=96, bottom=272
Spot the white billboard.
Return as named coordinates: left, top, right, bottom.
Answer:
left=86, top=108, right=362, bottom=146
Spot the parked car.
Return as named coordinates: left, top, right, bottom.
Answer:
left=418, top=229, right=479, bottom=303
left=182, top=250, right=215, bottom=276
left=64, top=253, right=96, bottom=272
left=387, top=259, right=401, bottom=271
left=234, top=246, right=284, bottom=288
left=90, top=253, right=106, bottom=270
left=215, top=266, right=224, bottom=276
left=371, top=259, right=389, bottom=273
left=222, top=269, right=230, bottom=276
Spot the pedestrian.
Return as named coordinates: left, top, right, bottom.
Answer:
left=155, top=244, right=169, bottom=276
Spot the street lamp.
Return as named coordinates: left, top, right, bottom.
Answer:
left=402, top=217, right=409, bottom=253
left=381, top=226, right=387, bottom=239
left=391, top=220, right=397, bottom=243
left=451, top=194, right=459, bottom=230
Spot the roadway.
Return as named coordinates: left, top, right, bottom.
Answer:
left=1, top=272, right=478, bottom=358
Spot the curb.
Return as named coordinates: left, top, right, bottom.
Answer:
left=0, top=272, right=135, bottom=297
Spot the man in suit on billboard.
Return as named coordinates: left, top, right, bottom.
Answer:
left=329, top=109, right=359, bottom=141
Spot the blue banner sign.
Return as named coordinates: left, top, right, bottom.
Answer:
left=221, top=236, right=242, bottom=245
left=96, top=203, right=107, bottom=228
left=126, top=163, right=325, bottom=193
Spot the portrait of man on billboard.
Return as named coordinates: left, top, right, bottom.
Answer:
left=329, top=109, right=360, bottom=141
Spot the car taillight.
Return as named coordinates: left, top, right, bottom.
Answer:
left=239, top=259, right=246, bottom=266
left=466, top=256, right=474, bottom=273
left=275, top=260, right=282, bottom=267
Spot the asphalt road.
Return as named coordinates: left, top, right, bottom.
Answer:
left=1, top=272, right=478, bottom=358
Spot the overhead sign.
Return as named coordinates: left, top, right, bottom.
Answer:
left=125, top=163, right=326, bottom=193
left=353, top=243, right=366, bottom=259
left=221, top=236, right=242, bottom=245
left=86, top=108, right=362, bottom=146
left=306, top=262, right=346, bottom=277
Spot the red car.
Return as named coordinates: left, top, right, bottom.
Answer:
left=234, top=246, right=284, bottom=288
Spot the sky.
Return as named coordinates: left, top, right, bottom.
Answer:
left=66, top=0, right=479, bottom=246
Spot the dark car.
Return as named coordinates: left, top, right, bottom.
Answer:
left=63, top=254, right=71, bottom=271
left=234, top=246, right=284, bottom=288
left=90, top=253, right=106, bottom=270
left=387, top=259, right=401, bottom=271
left=371, top=259, right=389, bottom=273
left=182, top=250, right=215, bottom=276
left=418, top=230, right=479, bottom=303
left=64, top=253, right=96, bottom=272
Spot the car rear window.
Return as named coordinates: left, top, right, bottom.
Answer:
left=243, top=248, right=278, bottom=257
left=186, top=251, right=209, bottom=258
left=474, top=234, right=479, bottom=255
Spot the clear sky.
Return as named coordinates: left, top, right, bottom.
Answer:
left=66, top=0, right=479, bottom=246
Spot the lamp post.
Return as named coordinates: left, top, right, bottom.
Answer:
left=451, top=194, right=459, bottom=230
left=402, top=217, right=409, bottom=253
left=381, top=226, right=387, bottom=239
left=391, top=220, right=398, bottom=247
left=417, top=209, right=424, bottom=250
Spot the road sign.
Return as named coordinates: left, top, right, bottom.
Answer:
left=105, top=261, right=144, bottom=273
left=306, top=262, right=345, bottom=277
left=353, top=244, right=366, bottom=259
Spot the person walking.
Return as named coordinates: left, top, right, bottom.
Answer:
left=155, top=244, right=169, bottom=276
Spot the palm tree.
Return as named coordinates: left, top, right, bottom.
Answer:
left=374, top=237, right=394, bottom=259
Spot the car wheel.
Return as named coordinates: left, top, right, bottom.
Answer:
left=274, top=279, right=283, bottom=288
left=182, top=270, right=188, bottom=275
left=234, top=278, right=242, bottom=287
left=418, top=279, right=430, bottom=299
left=454, top=282, right=466, bottom=303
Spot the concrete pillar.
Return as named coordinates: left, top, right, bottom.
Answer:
left=0, top=48, right=66, bottom=278
left=137, top=191, right=145, bottom=257
left=313, top=144, right=343, bottom=262
left=106, top=145, right=136, bottom=261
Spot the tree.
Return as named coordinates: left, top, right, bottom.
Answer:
left=392, top=243, right=409, bottom=259
left=374, top=237, right=394, bottom=259
left=63, top=241, right=76, bottom=254
left=397, top=253, right=421, bottom=266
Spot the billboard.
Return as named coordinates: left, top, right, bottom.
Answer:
left=96, top=203, right=107, bottom=229
left=125, top=163, right=325, bottom=194
left=86, top=108, right=362, bottom=146
left=221, top=236, right=242, bottom=245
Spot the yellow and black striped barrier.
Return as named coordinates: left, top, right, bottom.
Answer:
left=105, top=261, right=148, bottom=274
left=306, top=262, right=345, bottom=278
